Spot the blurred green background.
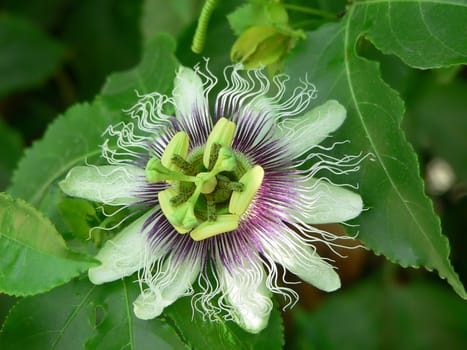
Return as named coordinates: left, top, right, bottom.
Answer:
left=1, top=1, right=466, bottom=349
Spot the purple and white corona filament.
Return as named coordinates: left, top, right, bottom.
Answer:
left=60, top=64, right=363, bottom=333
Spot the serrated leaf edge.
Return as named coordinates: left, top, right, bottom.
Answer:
left=345, top=4, right=466, bottom=299
left=0, top=193, right=98, bottom=297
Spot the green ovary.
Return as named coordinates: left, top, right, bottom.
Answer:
left=145, top=118, right=264, bottom=241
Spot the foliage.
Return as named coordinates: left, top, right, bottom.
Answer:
left=0, top=0, right=466, bottom=348
left=285, top=0, right=467, bottom=299
left=0, top=193, right=97, bottom=296
left=292, top=275, right=467, bottom=350
left=0, top=15, right=64, bottom=98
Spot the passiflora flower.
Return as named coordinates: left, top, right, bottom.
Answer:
left=60, top=63, right=363, bottom=334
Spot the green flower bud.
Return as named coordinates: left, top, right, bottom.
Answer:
left=231, top=26, right=305, bottom=71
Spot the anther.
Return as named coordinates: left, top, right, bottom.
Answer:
left=161, top=131, right=189, bottom=171
left=171, top=155, right=194, bottom=174
left=203, top=118, right=236, bottom=168
left=229, top=165, right=264, bottom=216
left=170, top=192, right=192, bottom=206
left=205, top=193, right=217, bottom=221
left=208, top=143, right=221, bottom=170
left=217, top=175, right=244, bottom=192
left=158, top=189, right=190, bottom=234
left=190, top=214, right=240, bottom=241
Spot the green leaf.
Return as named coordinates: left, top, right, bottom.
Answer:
left=0, top=294, right=16, bottom=326
left=293, top=277, right=467, bottom=349
left=0, top=278, right=186, bottom=350
left=86, top=279, right=186, bottom=350
left=141, top=0, right=200, bottom=43
left=165, top=297, right=284, bottom=350
left=285, top=1, right=466, bottom=299
left=0, top=193, right=97, bottom=296
left=0, top=15, right=64, bottom=97
left=100, top=33, right=178, bottom=111
left=0, top=120, right=22, bottom=191
left=0, top=279, right=96, bottom=350
left=8, top=34, right=178, bottom=210
left=361, top=0, right=467, bottom=68
left=59, top=198, right=99, bottom=239
left=7, top=102, right=114, bottom=208
left=227, top=1, right=289, bottom=35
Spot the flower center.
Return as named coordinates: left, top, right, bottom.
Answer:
left=145, top=118, right=264, bottom=241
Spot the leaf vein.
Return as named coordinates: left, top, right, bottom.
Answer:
left=122, top=280, right=135, bottom=350
left=50, top=285, right=96, bottom=349
left=344, top=4, right=444, bottom=268
left=417, top=2, right=466, bottom=56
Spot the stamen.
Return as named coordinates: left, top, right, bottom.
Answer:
left=159, top=186, right=202, bottom=231
left=205, top=193, right=217, bottom=221
left=190, top=214, right=240, bottom=241
left=171, top=155, right=194, bottom=174
left=229, top=165, right=264, bottom=216
left=203, top=118, right=236, bottom=168
left=161, top=131, right=189, bottom=171
left=217, top=176, right=244, bottom=192
left=171, top=200, right=199, bottom=229
left=170, top=192, right=193, bottom=206
left=228, top=182, right=244, bottom=192
left=158, top=189, right=190, bottom=234
left=208, top=143, right=221, bottom=170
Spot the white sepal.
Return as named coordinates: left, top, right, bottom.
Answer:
left=88, top=209, right=157, bottom=284
left=261, top=233, right=341, bottom=292
left=60, top=165, right=144, bottom=206
left=294, top=178, right=363, bottom=224
left=280, top=100, right=346, bottom=157
left=219, top=260, right=272, bottom=334
left=133, top=256, right=200, bottom=320
left=173, top=66, right=207, bottom=120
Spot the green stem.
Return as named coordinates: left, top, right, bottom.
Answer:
left=191, top=0, right=219, bottom=54
left=282, top=4, right=336, bottom=19
left=290, top=19, right=326, bottom=29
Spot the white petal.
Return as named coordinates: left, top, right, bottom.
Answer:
left=260, top=233, right=340, bottom=292
left=133, top=256, right=200, bottom=320
left=280, top=100, right=346, bottom=157
left=173, top=66, right=207, bottom=119
left=88, top=209, right=157, bottom=284
left=218, top=260, right=272, bottom=334
left=296, top=178, right=363, bottom=224
left=60, top=165, right=145, bottom=206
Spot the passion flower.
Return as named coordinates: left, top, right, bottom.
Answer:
left=60, top=63, right=363, bottom=333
